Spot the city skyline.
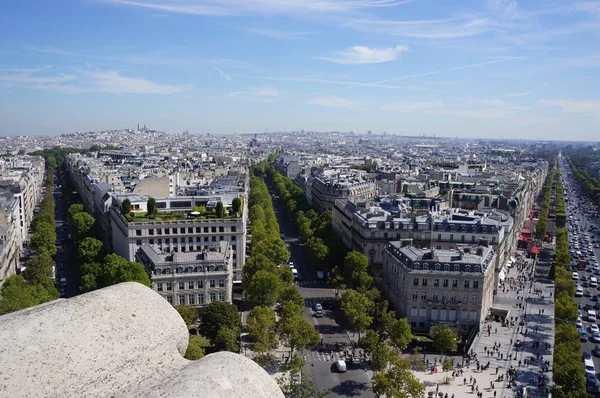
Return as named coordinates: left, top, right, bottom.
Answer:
left=1, top=0, right=600, bottom=140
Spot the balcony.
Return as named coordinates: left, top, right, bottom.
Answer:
left=427, top=298, right=461, bottom=305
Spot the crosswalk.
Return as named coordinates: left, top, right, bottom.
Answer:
left=296, top=280, right=321, bottom=286
left=301, top=350, right=345, bottom=363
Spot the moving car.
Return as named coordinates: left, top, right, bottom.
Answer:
left=314, top=303, right=323, bottom=317
left=335, top=360, right=347, bottom=373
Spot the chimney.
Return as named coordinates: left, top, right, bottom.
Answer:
left=400, top=238, right=413, bottom=248
left=476, top=248, right=484, bottom=256
left=478, top=239, right=489, bottom=247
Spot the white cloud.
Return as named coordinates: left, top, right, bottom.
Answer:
left=307, top=95, right=362, bottom=110
left=381, top=101, right=444, bottom=112
left=81, top=70, right=189, bottom=94
left=227, top=86, right=280, bottom=102
left=103, top=0, right=408, bottom=17
left=318, top=45, right=408, bottom=64
left=345, top=17, right=492, bottom=39
left=214, top=68, right=231, bottom=81
left=538, top=98, right=600, bottom=114
left=244, top=28, right=316, bottom=40
left=506, top=91, right=530, bottom=97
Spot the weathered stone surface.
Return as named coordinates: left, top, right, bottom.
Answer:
left=0, top=282, right=284, bottom=398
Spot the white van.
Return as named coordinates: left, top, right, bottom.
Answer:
left=335, top=360, right=347, bottom=373
left=585, top=357, right=596, bottom=374
left=588, top=310, right=597, bottom=322
left=591, top=277, right=598, bottom=288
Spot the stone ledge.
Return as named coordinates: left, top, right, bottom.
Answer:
left=0, top=282, right=283, bottom=398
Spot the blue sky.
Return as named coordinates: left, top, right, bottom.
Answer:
left=1, top=0, right=600, bottom=140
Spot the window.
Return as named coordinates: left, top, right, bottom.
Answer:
left=412, top=293, right=418, bottom=300
left=204, top=237, right=209, bottom=242
left=188, top=227, right=193, bottom=233
left=136, top=240, right=142, bottom=246
left=211, top=226, right=217, bottom=233
left=472, top=294, right=478, bottom=303
left=149, top=229, right=154, bottom=235
left=179, top=282, right=185, bottom=290
left=421, top=292, right=427, bottom=300
left=232, top=244, right=236, bottom=250
left=173, top=238, right=178, bottom=243
left=443, top=279, right=449, bottom=287
left=473, top=281, right=479, bottom=289
left=196, top=237, right=201, bottom=242
left=461, top=235, right=465, bottom=242
left=149, top=239, right=154, bottom=244
left=136, top=230, right=142, bottom=236
left=196, top=227, right=201, bottom=233
left=172, top=228, right=177, bottom=234
left=219, top=226, right=224, bottom=232
left=463, top=294, right=469, bottom=302
left=231, top=226, right=236, bottom=232
left=464, top=280, right=470, bottom=288
left=219, top=293, right=225, bottom=301
left=165, top=228, right=170, bottom=235
left=413, top=278, right=419, bottom=286
left=180, top=228, right=185, bottom=233
left=438, top=233, right=441, bottom=240
left=450, top=234, right=454, bottom=241
left=157, top=283, right=163, bottom=292
left=179, top=295, right=185, bottom=305
left=210, top=280, right=216, bottom=288
left=198, top=293, right=205, bottom=304
left=422, top=278, right=427, bottom=286
left=231, top=236, right=236, bottom=241
left=434, top=279, right=439, bottom=287
left=209, top=293, right=216, bottom=302
left=156, top=229, right=162, bottom=235
left=204, top=227, right=209, bottom=233
left=166, top=282, right=173, bottom=291
left=218, top=279, right=225, bottom=287
left=444, top=264, right=450, bottom=271
left=212, top=236, right=217, bottom=242
left=188, top=281, right=195, bottom=289
left=188, top=237, right=193, bottom=243
left=166, top=296, right=173, bottom=305
left=197, top=280, right=204, bottom=289
left=219, top=236, right=224, bottom=241
left=165, top=238, right=170, bottom=244
left=189, top=295, right=196, bottom=305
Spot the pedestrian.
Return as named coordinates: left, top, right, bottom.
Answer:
left=496, top=366, right=499, bottom=375
left=464, top=378, right=467, bottom=385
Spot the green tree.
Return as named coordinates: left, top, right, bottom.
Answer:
left=147, top=197, right=157, bottom=217
left=278, top=266, right=294, bottom=286
left=278, top=285, right=305, bottom=309
left=198, top=301, right=240, bottom=342
left=231, top=197, right=242, bottom=214
left=277, top=306, right=320, bottom=356
left=76, top=237, right=104, bottom=264
left=67, top=204, right=85, bottom=223
left=22, top=251, right=55, bottom=285
left=339, top=289, right=374, bottom=339
left=370, top=340, right=394, bottom=372
left=215, top=201, right=225, bottom=218
left=184, top=335, right=207, bottom=360
left=388, top=317, right=413, bottom=350
left=70, top=211, right=95, bottom=241
left=242, top=254, right=277, bottom=290
left=246, top=270, right=282, bottom=307
left=30, top=221, right=57, bottom=255
left=442, top=357, right=454, bottom=378
left=214, top=326, right=239, bottom=352
left=247, top=306, right=278, bottom=355
left=100, top=254, right=151, bottom=288
left=343, top=251, right=373, bottom=291
left=252, top=238, right=290, bottom=266
left=430, top=324, right=457, bottom=358
left=121, top=198, right=132, bottom=215
left=278, top=373, right=329, bottom=398
left=175, top=304, right=198, bottom=327
left=0, top=275, right=39, bottom=315
left=372, top=351, right=425, bottom=398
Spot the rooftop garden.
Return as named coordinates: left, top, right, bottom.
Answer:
left=120, top=197, right=243, bottom=223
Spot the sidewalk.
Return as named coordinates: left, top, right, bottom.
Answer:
left=417, top=249, right=555, bottom=398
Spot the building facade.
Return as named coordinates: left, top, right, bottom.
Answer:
left=110, top=194, right=247, bottom=282
left=310, top=172, right=377, bottom=213
left=136, top=241, right=233, bottom=308
left=382, top=241, right=496, bottom=333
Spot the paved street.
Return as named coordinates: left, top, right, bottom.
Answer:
left=270, top=186, right=375, bottom=397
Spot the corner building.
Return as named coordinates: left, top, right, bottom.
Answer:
left=382, top=241, right=496, bottom=333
